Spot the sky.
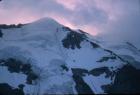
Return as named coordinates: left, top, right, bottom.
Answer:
left=0, top=0, right=140, bottom=46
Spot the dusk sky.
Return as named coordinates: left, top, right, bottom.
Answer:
left=0, top=0, right=140, bottom=45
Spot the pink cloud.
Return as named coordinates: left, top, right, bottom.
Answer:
left=55, top=0, right=79, bottom=10
left=0, top=7, right=40, bottom=24
left=45, top=13, right=98, bottom=36
left=81, top=25, right=99, bottom=36
left=45, top=13, right=77, bottom=29
left=0, top=0, right=108, bottom=36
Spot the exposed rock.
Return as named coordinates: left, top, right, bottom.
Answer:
left=0, top=24, right=23, bottom=29
left=0, top=29, right=3, bottom=38
left=102, top=64, right=140, bottom=94
left=0, top=83, right=24, bottom=95
left=90, top=42, right=100, bottom=48
left=89, top=67, right=116, bottom=80
left=62, top=31, right=85, bottom=49
left=61, top=64, right=69, bottom=71
left=0, top=58, right=38, bottom=85
left=71, top=68, right=88, bottom=76
left=97, top=56, right=116, bottom=63
left=72, top=68, right=94, bottom=94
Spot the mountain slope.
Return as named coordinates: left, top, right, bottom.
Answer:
left=0, top=18, right=140, bottom=94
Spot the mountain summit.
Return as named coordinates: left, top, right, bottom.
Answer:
left=30, top=17, right=62, bottom=28
left=0, top=18, right=140, bottom=94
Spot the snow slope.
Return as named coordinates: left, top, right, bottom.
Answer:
left=0, top=17, right=140, bottom=94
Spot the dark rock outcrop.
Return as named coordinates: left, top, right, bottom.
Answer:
left=0, top=58, right=38, bottom=85
left=71, top=68, right=94, bottom=94
left=0, top=29, right=3, bottom=38
left=0, top=83, right=24, bottom=95
left=62, top=31, right=85, bottom=49
left=102, top=64, right=140, bottom=94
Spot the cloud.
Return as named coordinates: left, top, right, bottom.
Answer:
left=0, top=0, right=140, bottom=46
left=98, top=0, right=140, bottom=47
left=54, top=0, right=109, bottom=34
left=0, top=7, right=38, bottom=24
left=0, top=0, right=72, bottom=24
left=55, top=0, right=108, bottom=25
left=55, top=0, right=78, bottom=10
left=0, top=0, right=108, bottom=35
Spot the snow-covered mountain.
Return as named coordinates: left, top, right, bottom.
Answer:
left=0, top=17, right=140, bottom=94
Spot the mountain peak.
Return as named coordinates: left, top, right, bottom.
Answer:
left=35, top=17, right=57, bottom=23
left=24, top=17, right=63, bottom=31
left=31, top=17, right=62, bottom=27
